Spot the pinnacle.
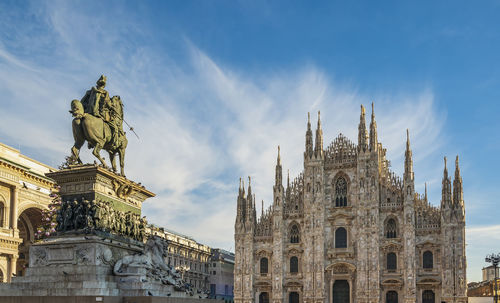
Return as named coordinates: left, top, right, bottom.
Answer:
left=277, top=145, right=281, bottom=165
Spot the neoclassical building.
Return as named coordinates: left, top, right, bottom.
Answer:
left=0, top=142, right=55, bottom=282
left=149, top=225, right=212, bottom=291
left=234, top=105, right=466, bottom=303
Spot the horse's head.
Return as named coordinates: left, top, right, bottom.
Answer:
left=70, top=99, right=84, bottom=118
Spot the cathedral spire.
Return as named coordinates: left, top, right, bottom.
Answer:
left=315, top=111, right=323, bottom=157
left=287, top=169, right=290, bottom=188
left=246, top=177, right=255, bottom=225
left=239, top=177, right=242, bottom=196
left=424, top=182, right=428, bottom=203
left=358, top=105, right=368, bottom=152
left=305, top=112, right=313, bottom=158
left=237, top=177, right=247, bottom=223
left=453, top=155, right=464, bottom=208
left=441, top=157, right=452, bottom=209
left=275, top=145, right=282, bottom=187
left=404, top=129, right=414, bottom=181
left=247, top=176, right=252, bottom=198
left=369, top=102, right=378, bottom=152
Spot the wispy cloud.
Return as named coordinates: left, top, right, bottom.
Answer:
left=0, top=0, right=486, bottom=281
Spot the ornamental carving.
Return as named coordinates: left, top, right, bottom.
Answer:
left=31, top=247, right=48, bottom=266
left=112, top=179, right=134, bottom=199
left=76, top=246, right=93, bottom=265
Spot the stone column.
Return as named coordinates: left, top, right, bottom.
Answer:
left=8, top=254, right=18, bottom=282
left=4, top=204, right=9, bottom=228
left=10, top=186, right=18, bottom=230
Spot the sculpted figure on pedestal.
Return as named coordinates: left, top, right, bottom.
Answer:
left=113, top=236, right=187, bottom=290
left=68, top=76, right=129, bottom=176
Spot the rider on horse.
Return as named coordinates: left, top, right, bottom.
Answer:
left=79, top=75, right=123, bottom=150
left=69, top=76, right=128, bottom=175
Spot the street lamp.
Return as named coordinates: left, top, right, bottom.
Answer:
left=485, top=253, right=500, bottom=303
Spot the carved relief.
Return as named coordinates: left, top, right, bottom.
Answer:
left=30, top=247, right=48, bottom=266
left=76, top=246, right=93, bottom=265
left=112, top=179, right=135, bottom=199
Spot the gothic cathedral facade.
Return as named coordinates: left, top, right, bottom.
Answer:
left=234, top=105, right=466, bottom=303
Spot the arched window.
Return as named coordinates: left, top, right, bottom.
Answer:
left=422, top=290, right=435, bottom=303
left=335, top=227, right=347, bottom=248
left=289, top=292, right=299, bottom=303
left=260, top=257, right=268, bottom=274
left=335, top=177, right=348, bottom=207
left=387, top=252, right=397, bottom=271
left=290, top=224, right=300, bottom=243
left=259, top=292, right=269, bottom=303
left=386, top=291, right=398, bottom=303
left=290, top=256, right=298, bottom=273
left=423, top=251, right=433, bottom=269
left=386, top=218, right=397, bottom=238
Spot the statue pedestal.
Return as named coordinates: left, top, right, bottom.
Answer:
left=1, top=232, right=142, bottom=296
left=0, top=165, right=188, bottom=298
left=46, top=164, right=155, bottom=214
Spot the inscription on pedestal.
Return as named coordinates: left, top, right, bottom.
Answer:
left=48, top=246, right=74, bottom=262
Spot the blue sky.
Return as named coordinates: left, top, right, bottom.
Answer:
left=0, top=0, right=499, bottom=282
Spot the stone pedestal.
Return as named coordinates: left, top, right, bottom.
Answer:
left=0, top=164, right=185, bottom=298
left=0, top=232, right=142, bottom=296
left=46, top=164, right=155, bottom=215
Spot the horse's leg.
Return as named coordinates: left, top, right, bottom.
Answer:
left=92, top=143, right=107, bottom=167
left=71, top=119, right=85, bottom=164
left=109, top=151, right=117, bottom=172
left=119, top=148, right=125, bottom=177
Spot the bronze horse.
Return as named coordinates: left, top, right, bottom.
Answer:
left=69, top=99, right=128, bottom=176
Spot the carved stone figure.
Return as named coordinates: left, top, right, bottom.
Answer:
left=55, top=197, right=146, bottom=240
left=113, top=236, right=186, bottom=290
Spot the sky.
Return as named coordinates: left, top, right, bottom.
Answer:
left=0, top=0, right=499, bottom=282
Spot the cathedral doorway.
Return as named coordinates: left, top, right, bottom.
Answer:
left=422, top=290, right=435, bottom=303
left=289, top=292, right=299, bottom=303
left=386, top=290, right=398, bottom=303
left=17, top=207, right=43, bottom=276
left=332, top=280, right=349, bottom=303
left=259, top=292, right=269, bottom=303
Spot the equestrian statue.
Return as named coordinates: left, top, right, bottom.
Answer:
left=69, top=75, right=129, bottom=176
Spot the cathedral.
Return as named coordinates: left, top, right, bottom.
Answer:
left=234, top=105, right=466, bottom=303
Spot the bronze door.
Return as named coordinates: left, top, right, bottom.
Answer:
left=332, top=280, right=349, bottom=303
left=386, top=291, right=398, bottom=303
left=289, top=292, right=299, bottom=303
left=422, top=290, right=435, bottom=303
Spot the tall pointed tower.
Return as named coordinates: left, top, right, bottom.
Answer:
left=355, top=104, right=381, bottom=302
left=272, top=146, right=285, bottom=303
left=403, top=129, right=417, bottom=302
left=303, top=111, right=325, bottom=303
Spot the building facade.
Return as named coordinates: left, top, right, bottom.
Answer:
left=482, top=265, right=499, bottom=282
left=149, top=226, right=211, bottom=291
left=0, top=142, right=55, bottom=282
left=234, top=106, right=467, bottom=303
left=210, top=248, right=235, bottom=302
